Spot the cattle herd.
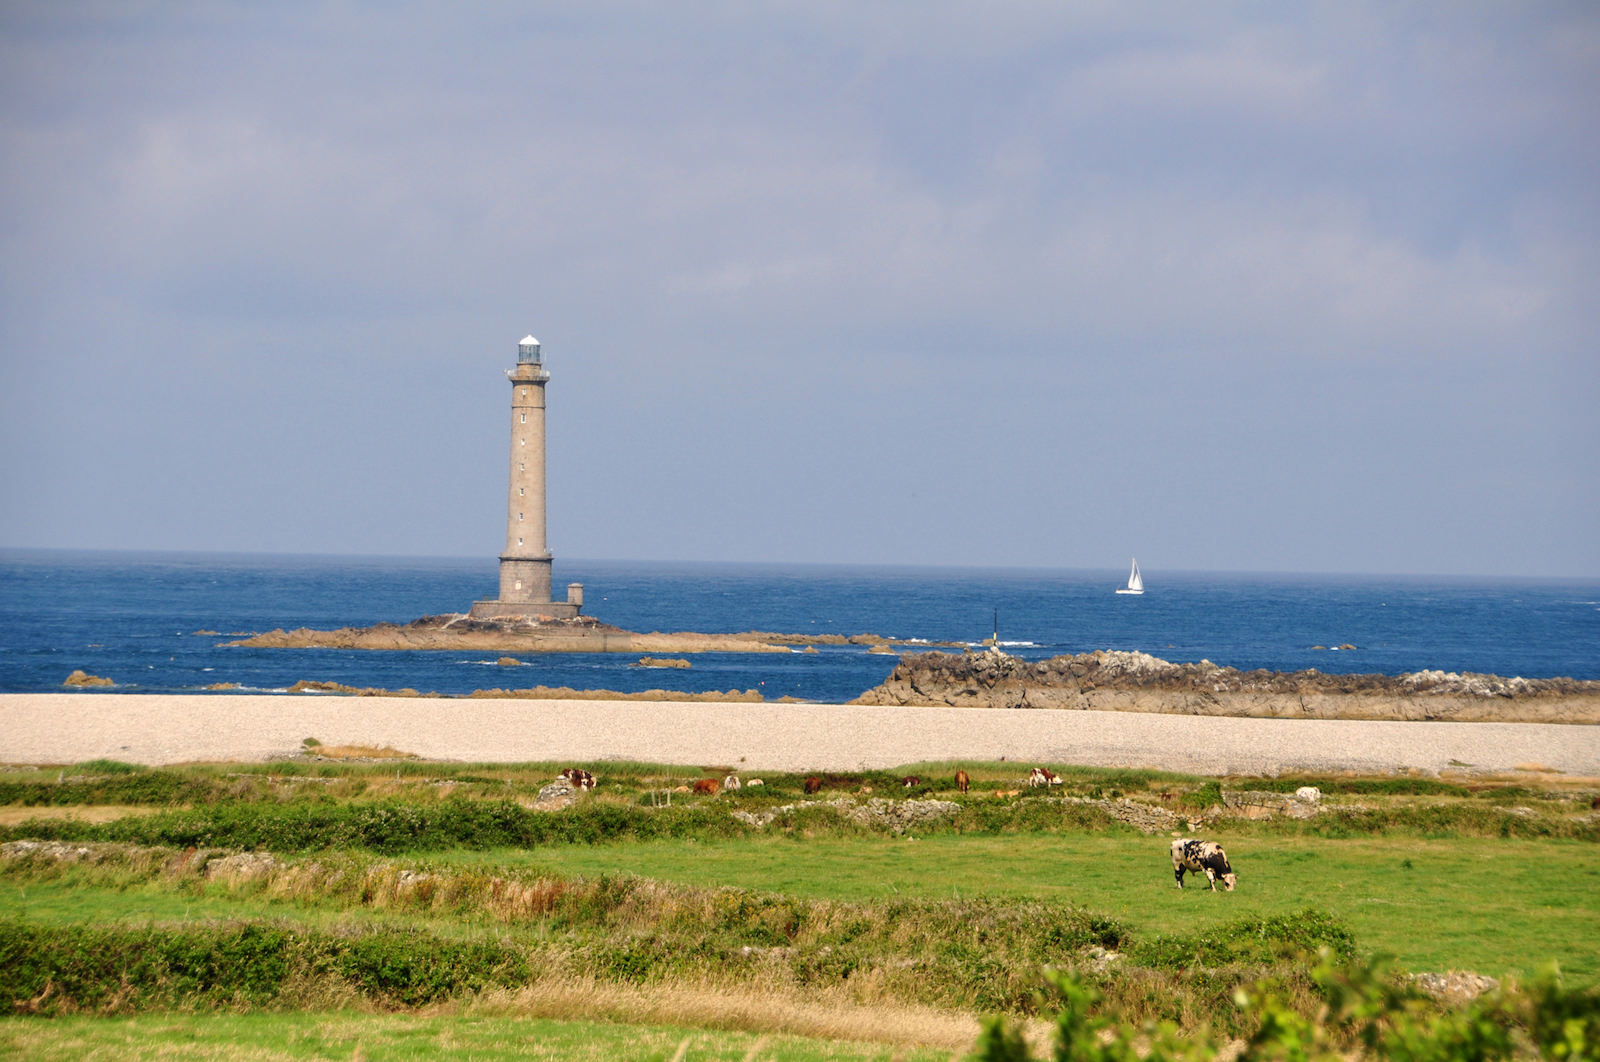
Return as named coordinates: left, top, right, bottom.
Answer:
left=551, top=765, right=1240, bottom=892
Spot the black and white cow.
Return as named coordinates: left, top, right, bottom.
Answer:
left=1170, top=838, right=1237, bottom=891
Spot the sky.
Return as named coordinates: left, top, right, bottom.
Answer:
left=1, top=2, right=1596, bottom=578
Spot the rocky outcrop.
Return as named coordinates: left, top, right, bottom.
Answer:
left=62, top=670, right=113, bottom=688
left=227, top=614, right=649, bottom=653
left=850, top=648, right=1600, bottom=723
left=732, top=798, right=962, bottom=835
left=226, top=615, right=956, bottom=656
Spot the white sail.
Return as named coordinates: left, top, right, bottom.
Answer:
left=1116, top=557, right=1145, bottom=594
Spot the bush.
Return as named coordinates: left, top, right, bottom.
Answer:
left=971, top=954, right=1600, bottom=1061
left=72, top=759, right=146, bottom=775
left=0, top=920, right=532, bottom=1013
left=1129, top=908, right=1357, bottom=970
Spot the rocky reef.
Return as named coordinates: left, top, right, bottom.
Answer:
left=850, top=648, right=1600, bottom=723
left=225, top=614, right=955, bottom=655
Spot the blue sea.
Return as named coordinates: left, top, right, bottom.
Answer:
left=1, top=551, right=1596, bottom=703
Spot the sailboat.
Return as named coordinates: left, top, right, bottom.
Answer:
left=1115, top=558, right=1145, bottom=595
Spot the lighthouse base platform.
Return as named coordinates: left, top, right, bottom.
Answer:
left=468, top=599, right=583, bottom=621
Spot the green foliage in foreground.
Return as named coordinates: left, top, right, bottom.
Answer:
left=973, top=953, right=1600, bottom=1061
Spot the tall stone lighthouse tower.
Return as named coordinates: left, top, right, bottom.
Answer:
left=470, top=334, right=582, bottom=620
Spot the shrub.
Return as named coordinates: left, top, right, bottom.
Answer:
left=72, top=759, right=146, bottom=775
left=1128, top=908, right=1357, bottom=971
left=0, top=920, right=532, bottom=1013
left=970, top=954, right=1600, bottom=1061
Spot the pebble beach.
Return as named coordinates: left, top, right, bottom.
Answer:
left=4, top=693, right=1598, bottom=777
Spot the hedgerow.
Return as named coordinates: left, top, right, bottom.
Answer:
left=0, top=920, right=531, bottom=1012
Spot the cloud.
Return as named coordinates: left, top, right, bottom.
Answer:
left=0, top=1, right=1595, bottom=573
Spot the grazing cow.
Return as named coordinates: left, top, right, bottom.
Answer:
left=692, top=778, right=720, bottom=795
left=746, top=779, right=764, bottom=787
left=901, top=775, right=920, bottom=788
left=803, top=776, right=823, bottom=794
left=723, top=774, right=742, bottom=790
left=955, top=769, right=970, bottom=794
left=1028, top=767, right=1061, bottom=788
left=1170, top=838, right=1237, bottom=891
left=559, top=768, right=595, bottom=791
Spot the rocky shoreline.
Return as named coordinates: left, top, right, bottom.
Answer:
left=225, top=614, right=960, bottom=655
left=850, top=648, right=1600, bottom=724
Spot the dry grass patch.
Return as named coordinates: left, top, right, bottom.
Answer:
left=305, top=745, right=418, bottom=761
left=0, top=805, right=162, bottom=826
left=454, top=975, right=992, bottom=1052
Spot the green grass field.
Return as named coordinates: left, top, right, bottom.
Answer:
left=7, top=832, right=1592, bottom=986
left=0, top=1011, right=953, bottom=1061
left=2, top=758, right=1596, bottom=1058
left=454, top=832, right=1600, bottom=985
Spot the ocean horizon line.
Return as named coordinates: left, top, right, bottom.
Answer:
left=2, top=545, right=1596, bottom=587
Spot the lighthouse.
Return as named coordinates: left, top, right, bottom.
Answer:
left=470, top=334, right=583, bottom=620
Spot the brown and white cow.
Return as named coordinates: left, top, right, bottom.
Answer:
left=955, top=769, right=970, bottom=794
left=559, top=768, right=595, bottom=791
left=723, top=774, right=742, bottom=790
left=1170, top=838, right=1237, bottom=891
left=1028, top=767, right=1061, bottom=788
left=803, top=776, right=823, bottom=794
left=901, top=775, right=920, bottom=788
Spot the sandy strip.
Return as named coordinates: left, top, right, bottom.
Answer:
left=3, top=694, right=1598, bottom=777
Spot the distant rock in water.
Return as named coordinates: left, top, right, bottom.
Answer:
left=636, top=657, right=691, bottom=669
left=224, top=613, right=957, bottom=656
left=849, top=647, right=1600, bottom=724
left=496, top=657, right=524, bottom=667
left=63, top=669, right=113, bottom=688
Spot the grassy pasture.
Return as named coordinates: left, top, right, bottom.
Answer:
left=2, top=756, right=1596, bottom=1057
left=3, top=832, right=1595, bottom=988
left=432, top=832, right=1600, bottom=986
left=0, top=1011, right=952, bottom=1061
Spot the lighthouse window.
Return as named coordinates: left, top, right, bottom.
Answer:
left=518, top=512, right=524, bottom=521
left=519, top=438, right=525, bottom=447
left=517, top=537, right=523, bottom=546
left=519, top=488, right=525, bottom=496
left=520, top=413, right=526, bottom=423
left=515, top=580, right=522, bottom=590
left=519, top=462, right=525, bottom=471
